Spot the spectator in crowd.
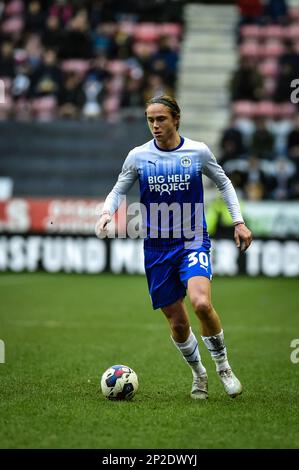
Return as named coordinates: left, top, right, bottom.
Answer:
left=49, top=0, right=73, bottom=28
left=0, top=0, right=183, bottom=122
left=287, top=114, right=299, bottom=171
left=25, top=1, right=45, bottom=34
left=0, top=41, right=15, bottom=77
left=219, top=115, right=246, bottom=165
left=279, top=40, right=299, bottom=77
left=243, top=155, right=272, bottom=200
left=264, top=0, right=289, bottom=25
left=230, top=57, right=264, bottom=102
left=58, top=71, right=85, bottom=118
left=59, top=9, right=92, bottom=59
left=143, top=73, right=172, bottom=104
left=149, top=36, right=179, bottom=87
left=250, top=117, right=275, bottom=159
left=30, top=48, right=62, bottom=98
left=271, top=157, right=296, bottom=200
left=42, top=15, right=64, bottom=55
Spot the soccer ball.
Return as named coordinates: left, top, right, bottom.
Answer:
left=100, top=365, right=138, bottom=400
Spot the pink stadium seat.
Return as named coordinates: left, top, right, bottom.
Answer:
left=106, top=76, right=124, bottom=94
left=284, top=24, right=299, bottom=40
left=118, top=21, right=136, bottom=36
left=106, top=60, right=128, bottom=76
left=232, top=101, right=255, bottom=118
left=4, top=0, right=24, bottom=16
left=253, top=101, right=278, bottom=118
left=31, top=96, right=57, bottom=121
left=289, top=7, right=299, bottom=21
left=103, top=96, right=121, bottom=122
left=0, top=94, right=13, bottom=120
left=239, top=41, right=260, bottom=58
left=260, top=25, right=284, bottom=40
left=158, top=23, right=182, bottom=38
left=14, top=98, right=32, bottom=121
left=258, top=59, right=278, bottom=77
left=1, top=16, right=24, bottom=35
left=264, top=77, right=276, bottom=97
left=260, top=41, right=285, bottom=58
left=277, top=102, right=297, bottom=118
left=240, top=25, right=261, bottom=40
left=132, top=42, right=158, bottom=57
left=133, top=23, right=160, bottom=42
left=61, top=60, right=90, bottom=77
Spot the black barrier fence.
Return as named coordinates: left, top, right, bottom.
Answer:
left=0, top=235, right=299, bottom=277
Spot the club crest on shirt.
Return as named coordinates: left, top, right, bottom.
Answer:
left=180, top=157, right=192, bottom=168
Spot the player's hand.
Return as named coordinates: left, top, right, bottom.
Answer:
left=234, top=222, right=252, bottom=252
left=95, top=212, right=112, bottom=238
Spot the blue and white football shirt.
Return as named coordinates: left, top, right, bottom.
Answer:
left=103, top=136, right=244, bottom=251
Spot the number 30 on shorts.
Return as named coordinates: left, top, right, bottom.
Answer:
left=187, top=251, right=209, bottom=268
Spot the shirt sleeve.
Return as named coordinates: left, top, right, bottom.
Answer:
left=102, top=150, right=138, bottom=216
left=201, top=144, right=244, bottom=224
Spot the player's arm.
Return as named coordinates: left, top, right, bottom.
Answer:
left=96, top=151, right=138, bottom=237
left=201, top=145, right=252, bottom=252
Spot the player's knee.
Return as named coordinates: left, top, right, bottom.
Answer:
left=191, top=297, right=212, bottom=319
left=171, top=319, right=189, bottom=339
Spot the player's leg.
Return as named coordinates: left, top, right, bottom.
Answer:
left=161, top=298, right=208, bottom=400
left=188, top=276, right=242, bottom=398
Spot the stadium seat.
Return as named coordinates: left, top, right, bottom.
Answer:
left=277, top=102, right=297, bottom=118
left=289, top=7, right=299, bottom=21
left=0, top=94, right=13, bottom=120
left=253, top=101, right=278, bottom=118
left=132, top=41, right=158, bottom=57
left=239, top=41, right=260, bottom=57
left=260, top=41, right=285, bottom=58
left=258, top=59, right=278, bottom=77
left=103, top=95, right=121, bottom=122
left=232, top=101, right=255, bottom=118
left=61, top=60, right=91, bottom=78
left=264, top=77, right=276, bottom=97
left=240, top=25, right=261, bottom=40
left=4, top=0, right=24, bottom=16
left=284, top=24, right=299, bottom=40
left=1, top=16, right=24, bottom=35
left=133, top=23, right=160, bottom=42
left=260, top=25, right=284, bottom=40
left=31, top=96, right=57, bottom=121
left=106, top=60, right=128, bottom=76
left=158, top=23, right=182, bottom=38
left=118, top=20, right=136, bottom=36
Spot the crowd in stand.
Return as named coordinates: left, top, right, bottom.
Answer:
left=0, top=0, right=183, bottom=121
left=219, top=0, right=299, bottom=200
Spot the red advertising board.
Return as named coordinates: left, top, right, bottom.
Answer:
left=0, top=198, right=127, bottom=234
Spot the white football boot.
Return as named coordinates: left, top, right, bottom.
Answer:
left=217, top=368, right=242, bottom=398
left=190, top=374, right=208, bottom=400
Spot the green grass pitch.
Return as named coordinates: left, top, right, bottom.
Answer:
left=0, top=273, right=298, bottom=449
